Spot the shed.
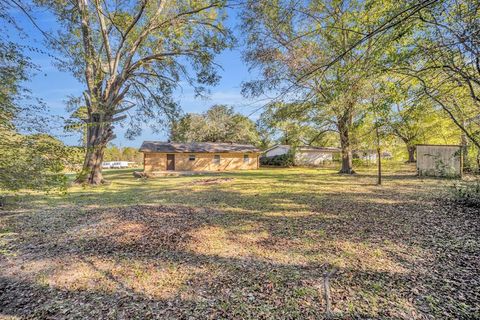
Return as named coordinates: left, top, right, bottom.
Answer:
left=140, top=141, right=261, bottom=172
left=416, top=144, right=462, bottom=177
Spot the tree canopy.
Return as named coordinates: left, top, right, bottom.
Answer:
left=170, top=105, right=260, bottom=145
left=241, top=0, right=424, bottom=173
left=242, top=0, right=478, bottom=170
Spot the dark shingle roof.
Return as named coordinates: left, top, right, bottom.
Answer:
left=140, top=141, right=261, bottom=153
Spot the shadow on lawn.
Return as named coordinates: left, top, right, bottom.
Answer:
left=1, top=170, right=478, bottom=319
left=1, top=271, right=245, bottom=319
left=2, top=196, right=479, bottom=318
left=0, top=259, right=426, bottom=319
left=14, top=176, right=437, bottom=215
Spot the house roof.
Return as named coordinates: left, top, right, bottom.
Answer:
left=140, top=141, right=261, bottom=153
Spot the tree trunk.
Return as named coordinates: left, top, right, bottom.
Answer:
left=75, top=112, right=113, bottom=185
left=79, top=143, right=106, bottom=184
left=338, top=118, right=355, bottom=174
left=376, top=125, right=382, bottom=185
left=407, top=145, right=416, bottom=163
left=476, top=149, right=480, bottom=173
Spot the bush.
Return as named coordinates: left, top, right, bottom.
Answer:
left=451, top=180, right=480, bottom=208
left=260, top=152, right=294, bottom=167
left=463, top=145, right=480, bottom=174
left=0, top=132, right=68, bottom=193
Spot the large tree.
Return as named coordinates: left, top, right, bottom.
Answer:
left=241, top=0, right=421, bottom=173
left=169, top=105, right=260, bottom=145
left=258, top=101, right=337, bottom=147
left=388, top=0, right=480, bottom=148
left=32, top=0, right=232, bottom=184
left=381, top=80, right=441, bottom=162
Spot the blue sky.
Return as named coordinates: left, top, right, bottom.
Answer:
left=9, top=6, right=264, bottom=147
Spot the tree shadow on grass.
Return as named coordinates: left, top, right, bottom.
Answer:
left=2, top=193, right=479, bottom=318
left=7, top=167, right=438, bottom=213
left=1, top=168, right=478, bottom=318
left=0, top=274, right=199, bottom=319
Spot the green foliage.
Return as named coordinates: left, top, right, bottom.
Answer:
left=260, top=151, right=294, bottom=167
left=242, top=0, right=476, bottom=174
left=37, top=0, right=233, bottom=139
left=0, top=42, right=28, bottom=128
left=451, top=181, right=480, bottom=208
left=241, top=0, right=419, bottom=173
left=30, top=0, right=233, bottom=184
left=104, top=145, right=142, bottom=163
left=463, top=145, right=480, bottom=174
left=62, top=146, right=86, bottom=172
left=391, top=0, right=480, bottom=149
left=170, top=105, right=260, bottom=145
left=258, top=102, right=337, bottom=147
left=0, top=131, right=68, bottom=192
left=0, top=5, right=67, bottom=195
left=64, top=104, right=88, bottom=146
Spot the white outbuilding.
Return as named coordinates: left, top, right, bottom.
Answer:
left=263, top=145, right=293, bottom=158
left=416, top=144, right=462, bottom=177
left=263, top=145, right=341, bottom=166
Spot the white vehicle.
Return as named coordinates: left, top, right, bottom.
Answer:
left=102, top=162, right=113, bottom=169
left=102, top=161, right=131, bottom=169
left=111, top=161, right=129, bottom=169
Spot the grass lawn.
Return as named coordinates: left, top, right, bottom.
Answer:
left=0, top=165, right=478, bottom=319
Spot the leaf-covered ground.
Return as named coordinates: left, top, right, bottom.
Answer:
left=0, top=166, right=479, bottom=319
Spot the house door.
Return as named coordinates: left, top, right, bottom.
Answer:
left=166, top=154, right=175, bottom=171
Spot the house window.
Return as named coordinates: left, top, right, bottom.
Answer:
left=243, top=154, right=249, bottom=163
left=189, top=154, right=196, bottom=161
left=213, top=155, right=221, bottom=164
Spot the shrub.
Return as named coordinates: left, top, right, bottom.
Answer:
left=0, top=132, right=68, bottom=194
left=260, top=152, right=294, bottom=167
left=451, top=180, right=480, bottom=208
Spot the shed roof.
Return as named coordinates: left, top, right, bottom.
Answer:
left=140, top=141, right=261, bottom=153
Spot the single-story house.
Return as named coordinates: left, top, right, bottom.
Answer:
left=263, top=145, right=341, bottom=166
left=140, top=141, right=261, bottom=172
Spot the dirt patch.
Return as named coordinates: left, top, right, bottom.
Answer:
left=191, top=178, right=234, bottom=185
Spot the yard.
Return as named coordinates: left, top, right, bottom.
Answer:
left=0, top=165, right=478, bottom=319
